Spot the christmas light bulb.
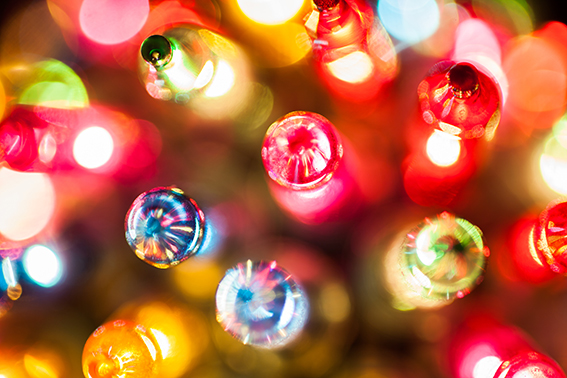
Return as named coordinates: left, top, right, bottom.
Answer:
left=138, top=25, right=251, bottom=117
left=449, top=318, right=566, bottom=378
left=215, top=260, right=309, bottom=349
left=125, top=187, right=206, bottom=268
left=82, top=320, right=161, bottom=378
left=304, top=0, right=397, bottom=101
left=418, top=61, right=501, bottom=140
left=261, top=111, right=361, bottom=224
left=534, top=199, right=567, bottom=274
left=492, top=351, right=566, bottom=378
left=0, top=107, right=42, bottom=171
left=386, top=212, right=489, bottom=309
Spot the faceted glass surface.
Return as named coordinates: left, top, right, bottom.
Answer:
left=82, top=320, right=160, bottom=378
left=417, top=61, right=501, bottom=140
left=215, top=260, right=309, bottom=349
left=536, top=200, right=567, bottom=274
left=261, top=111, right=342, bottom=190
left=400, top=212, right=488, bottom=302
left=125, top=187, right=205, bottom=269
left=494, top=352, right=566, bottom=378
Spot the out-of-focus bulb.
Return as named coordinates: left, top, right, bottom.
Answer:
left=215, top=260, right=309, bottom=349
left=385, top=212, right=489, bottom=309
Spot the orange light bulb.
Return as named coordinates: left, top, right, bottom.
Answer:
left=82, top=320, right=161, bottom=378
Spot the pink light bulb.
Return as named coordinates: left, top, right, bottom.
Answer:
left=262, top=111, right=342, bottom=190
left=261, top=111, right=360, bottom=224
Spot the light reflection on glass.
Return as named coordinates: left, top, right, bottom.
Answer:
left=540, top=115, right=567, bottom=195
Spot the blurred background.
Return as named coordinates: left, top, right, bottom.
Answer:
left=2, top=0, right=567, bottom=377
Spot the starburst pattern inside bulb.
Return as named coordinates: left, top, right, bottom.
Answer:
left=400, top=212, right=489, bottom=302
left=261, top=111, right=342, bottom=190
left=82, top=320, right=160, bottom=378
left=215, top=260, right=309, bottom=349
left=125, top=187, right=205, bottom=269
left=535, top=200, right=567, bottom=274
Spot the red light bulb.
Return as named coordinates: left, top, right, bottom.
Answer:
left=304, top=0, right=397, bottom=101
left=0, top=107, right=43, bottom=171
left=261, top=111, right=361, bottom=224
left=493, top=352, right=566, bottom=378
left=534, top=199, right=567, bottom=274
left=418, top=61, right=501, bottom=140
left=449, top=318, right=546, bottom=378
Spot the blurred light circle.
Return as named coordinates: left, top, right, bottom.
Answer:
left=73, top=126, right=114, bottom=169
left=326, top=51, right=374, bottom=83
left=237, top=0, right=304, bottom=25
left=0, top=168, right=56, bottom=241
left=79, top=0, right=150, bottom=45
left=378, top=0, right=440, bottom=44
left=426, top=130, right=461, bottom=167
left=23, top=245, right=63, bottom=287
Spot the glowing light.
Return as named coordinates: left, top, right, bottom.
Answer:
left=24, top=353, right=60, bottom=378
left=1, top=258, right=18, bottom=288
left=504, top=35, right=566, bottom=127
left=205, top=60, right=235, bottom=98
left=326, top=51, right=374, bottom=83
left=150, top=329, right=171, bottom=358
left=17, top=60, right=89, bottom=109
left=73, top=126, right=114, bottom=169
left=426, top=129, right=461, bottom=167
left=23, top=245, right=63, bottom=288
left=319, top=283, right=350, bottom=323
left=237, top=0, right=304, bottom=25
left=378, top=0, right=440, bottom=44
left=473, top=356, right=502, bottom=378
left=79, top=0, right=149, bottom=45
left=163, top=48, right=197, bottom=91
left=193, top=60, right=215, bottom=89
left=0, top=168, right=55, bottom=241
left=540, top=117, right=567, bottom=195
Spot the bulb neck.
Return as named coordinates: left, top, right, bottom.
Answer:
left=314, top=0, right=341, bottom=12
left=141, top=35, right=173, bottom=69
left=447, top=63, right=479, bottom=99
